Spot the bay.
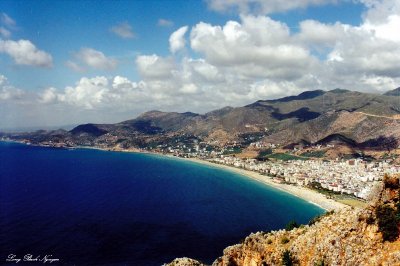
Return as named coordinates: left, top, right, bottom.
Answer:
left=0, top=142, right=323, bottom=265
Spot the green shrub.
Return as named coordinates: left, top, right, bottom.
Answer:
left=285, top=220, right=299, bottom=231
left=366, top=216, right=375, bottom=225
left=314, top=259, right=327, bottom=266
left=281, top=237, right=290, bottom=244
left=258, top=148, right=273, bottom=157
left=281, top=250, right=294, bottom=266
left=300, top=150, right=326, bottom=158
left=376, top=204, right=399, bottom=242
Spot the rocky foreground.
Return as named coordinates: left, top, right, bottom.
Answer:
left=166, top=175, right=400, bottom=266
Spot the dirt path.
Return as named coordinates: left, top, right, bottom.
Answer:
left=355, top=112, right=400, bottom=120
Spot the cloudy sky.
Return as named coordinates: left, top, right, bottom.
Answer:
left=0, top=0, right=399, bottom=129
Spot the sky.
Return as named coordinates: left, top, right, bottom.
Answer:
left=0, top=0, right=399, bottom=129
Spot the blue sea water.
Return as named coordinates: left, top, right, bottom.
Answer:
left=0, top=142, right=324, bottom=265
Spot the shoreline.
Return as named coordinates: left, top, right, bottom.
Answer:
left=1, top=140, right=347, bottom=211
left=179, top=157, right=347, bottom=211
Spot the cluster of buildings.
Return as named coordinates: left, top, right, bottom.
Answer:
left=209, top=156, right=399, bottom=199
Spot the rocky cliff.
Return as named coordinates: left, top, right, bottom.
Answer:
left=166, top=176, right=400, bottom=266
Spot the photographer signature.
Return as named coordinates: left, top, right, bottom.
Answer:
left=6, top=254, right=60, bottom=264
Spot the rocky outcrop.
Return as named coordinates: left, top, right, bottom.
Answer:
left=165, top=257, right=207, bottom=266
left=166, top=176, right=400, bottom=266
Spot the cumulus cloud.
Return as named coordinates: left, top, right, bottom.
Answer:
left=207, top=0, right=335, bottom=14
left=169, top=26, right=189, bottom=53
left=3, top=0, right=400, bottom=128
left=68, top=48, right=117, bottom=71
left=190, top=16, right=316, bottom=81
left=0, top=74, right=24, bottom=100
left=110, top=22, right=135, bottom=39
left=0, top=39, right=53, bottom=67
left=136, top=54, right=175, bottom=79
left=158, top=18, right=173, bottom=27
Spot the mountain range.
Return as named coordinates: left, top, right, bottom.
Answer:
left=2, top=88, right=400, bottom=153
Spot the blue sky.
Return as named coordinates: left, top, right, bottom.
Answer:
left=0, top=0, right=399, bottom=128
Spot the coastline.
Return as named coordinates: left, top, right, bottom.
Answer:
left=180, top=157, right=347, bottom=211
left=1, top=140, right=346, bottom=211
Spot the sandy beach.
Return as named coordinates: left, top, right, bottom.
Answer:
left=181, top=157, right=347, bottom=211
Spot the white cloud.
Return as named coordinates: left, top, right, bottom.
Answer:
left=136, top=54, right=175, bottom=79
left=39, top=87, right=59, bottom=103
left=65, top=60, right=85, bottom=72
left=3, top=0, right=400, bottom=128
left=169, top=26, right=189, bottom=53
left=110, top=22, right=135, bottom=39
left=297, top=20, right=345, bottom=47
left=190, top=16, right=316, bottom=81
left=0, top=39, right=53, bottom=67
left=1, top=13, right=16, bottom=27
left=206, top=0, right=335, bottom=14
left=0, top=74, right=24, bottom=100
left=0, top=27, right=11, bottom=38
left=69, top=48, right=117, bottom=71
left=158, top=18, right=173, bottom=27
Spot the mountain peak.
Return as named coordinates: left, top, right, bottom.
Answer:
left=329, top=88, right=350, bottom=94
left=267, top=90, right=326, bottom=103
left=384, top=87, right=400, bottom=96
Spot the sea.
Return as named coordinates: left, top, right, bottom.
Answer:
left=0, top=141, right=324, bottom=265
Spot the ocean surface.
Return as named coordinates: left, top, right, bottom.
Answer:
left=0, top=141, right=324, bottom=265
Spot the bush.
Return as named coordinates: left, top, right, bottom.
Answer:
left=281, top=250, right=295, bottom=266
left=281, top=237, right=290, bottom=244
left=267, top=239, right=273, bottom=244
left=376, top=204, right=399, bottom=242
left=300, top=150, right=326, bottom=158
left=258, top=148, right=273, bottom=157
left=383, top=174, right=400, bottom=189
left=285, top=220, right=299, bottom=231
left=314, top=259, right=326, bottom=266
left=366, top=216, right=375, bottom=225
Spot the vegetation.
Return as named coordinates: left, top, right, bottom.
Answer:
left=314, top=259, right=327, bottom=266
left=281, top=237, right=290, bottom=244
left=257, top=148, right=273, bottom=158
left=267, top=239, right=273, bottom=244
left=309, top=210, right=334, bottom=226
left=300, top=150, right=326, bottom=158
left=375, top=204, right=399, bottom=242
left=266, top=153, right=307, bottom=161
left=383, top=174, right=400, bottom=189
left=222, top=146, right=242, bottom=155
left=281, top=250, right=295, bottom=266
left=285, top=220, right=299, bottom=231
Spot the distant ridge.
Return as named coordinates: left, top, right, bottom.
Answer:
left=266, top=90, right=325, bottom=103
left=2, top=88, right=400, bottom=151
left=384, top=87, right=400, bottom=96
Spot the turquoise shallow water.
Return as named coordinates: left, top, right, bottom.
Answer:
left=0, top=141, right=324, bottom=265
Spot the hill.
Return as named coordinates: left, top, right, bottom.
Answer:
left=384, top=87, right=400, bottom=96
left=2, top=88, right=400, bottom=154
